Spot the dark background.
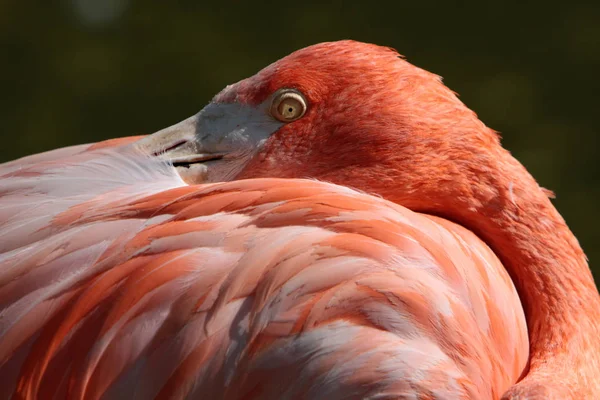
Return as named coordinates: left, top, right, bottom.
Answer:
left=1, top=1, right=598, bottom=281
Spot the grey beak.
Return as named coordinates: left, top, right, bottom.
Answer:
left=136, top=115, right=225, bottom=165
left=134, top=115, right=222, bottom=184
left=134, top=102, right=284, bottom=184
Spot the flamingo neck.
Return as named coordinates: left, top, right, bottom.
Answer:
left=386, top=147, right=600, bottom=397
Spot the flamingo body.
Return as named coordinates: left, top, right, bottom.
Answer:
left=0, top=143, right=527, bottom=399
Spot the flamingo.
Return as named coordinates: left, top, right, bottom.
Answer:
left=0, top=40, right=598, bottom=399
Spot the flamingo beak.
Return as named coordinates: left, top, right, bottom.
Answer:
left=135, top=102, right=283, bottom=184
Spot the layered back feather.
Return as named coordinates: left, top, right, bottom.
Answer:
left=0, top=139, right=527, bottom=399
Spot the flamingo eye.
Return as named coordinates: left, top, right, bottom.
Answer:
left=270, top=89, right=307, bottom=122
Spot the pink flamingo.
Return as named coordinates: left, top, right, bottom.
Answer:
left=1, top=40, right=598, bottom=399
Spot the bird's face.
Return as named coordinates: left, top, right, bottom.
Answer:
left=137, top=41, right=402, bottom=185
left=137, top=40, right=499, bottom=204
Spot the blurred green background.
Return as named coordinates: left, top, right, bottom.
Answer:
left=1, top=1, right=598, bottom=281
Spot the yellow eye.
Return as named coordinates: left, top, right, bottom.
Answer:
left=270, top=89, right=307, bottom=122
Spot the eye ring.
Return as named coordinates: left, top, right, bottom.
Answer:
left=270, top=89, right=307, bottom=122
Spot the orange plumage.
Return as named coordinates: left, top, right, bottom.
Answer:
left=1, top=40, right=598, bottom=399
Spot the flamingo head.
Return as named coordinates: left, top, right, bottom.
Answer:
left=137, top=40, right=504, bottom=208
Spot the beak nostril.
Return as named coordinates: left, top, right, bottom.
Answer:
left=151, top=140, right=188, bottom=157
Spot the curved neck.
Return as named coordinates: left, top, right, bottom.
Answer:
left=391, top=148, right=600, bottom=396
